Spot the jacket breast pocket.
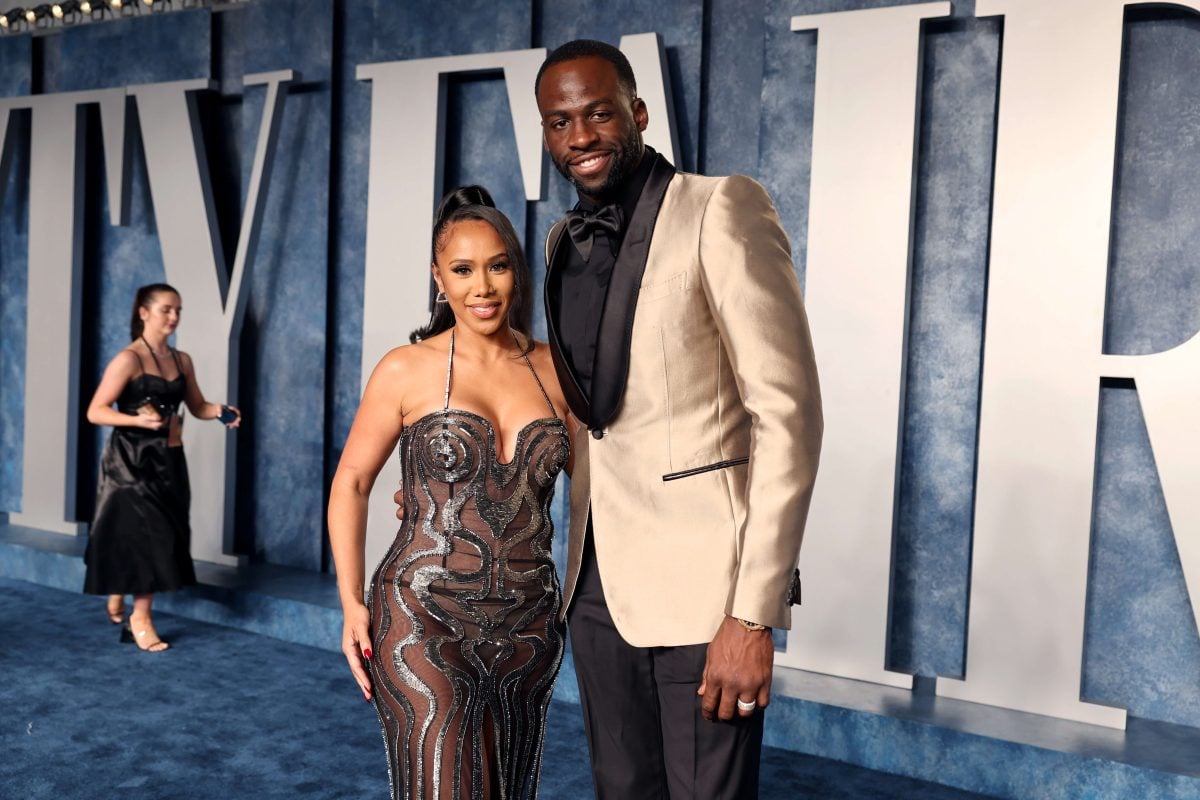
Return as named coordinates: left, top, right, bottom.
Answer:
left=639, top=271, right=690, bottom=303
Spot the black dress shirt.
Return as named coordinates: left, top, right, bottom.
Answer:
left=550, top=149, right=657, bottom=402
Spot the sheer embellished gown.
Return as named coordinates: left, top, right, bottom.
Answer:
left=367, top=332, right=569, bottom=800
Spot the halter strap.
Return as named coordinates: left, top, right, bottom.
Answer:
left=443, top=328, right=558, bottom=420
left=131, top=347, right=147, bottom=378
left=443, top=330, right=455, bottom=411
left=515, top=331, right=558, bottom=420
left=140, top=336, right=166, bottom=377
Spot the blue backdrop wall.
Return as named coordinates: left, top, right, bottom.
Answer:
left=0, top=0, right=1198, bottom=737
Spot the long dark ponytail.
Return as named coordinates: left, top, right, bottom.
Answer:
left=408, top=186, right=533, bottom=346
left=130, top=283, right=180, bottom=341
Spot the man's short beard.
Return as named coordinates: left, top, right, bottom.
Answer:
left=556, top=128, right=643, bottom=201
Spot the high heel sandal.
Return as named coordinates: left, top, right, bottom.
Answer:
left=105, top=598, right=125, bottom=625
left=121, top=621, right=170, bottom=652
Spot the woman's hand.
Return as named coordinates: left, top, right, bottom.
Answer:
left=342, top=601, right=374, bottom=702
left=220, top=405, right=242, bottom=429
left=132, top=412, right=167, bottom=431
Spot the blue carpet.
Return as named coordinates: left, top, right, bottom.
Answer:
left=0, top=577, right=994, bottom=799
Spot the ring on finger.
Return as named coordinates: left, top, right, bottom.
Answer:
left=736, top=698, right=757, bottom=712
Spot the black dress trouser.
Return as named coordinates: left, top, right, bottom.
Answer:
left=568, top=529, right=763, bottom=799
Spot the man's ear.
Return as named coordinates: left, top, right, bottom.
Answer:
left=633, top=97, right=649, bottom=133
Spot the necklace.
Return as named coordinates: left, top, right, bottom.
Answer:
left=139, top=335, right=173, bottom=374
left=140, top=335, right=170, bottom=359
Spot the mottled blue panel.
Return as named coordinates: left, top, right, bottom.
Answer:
left=526, top=155, right=578, bottom=348
left=444, top=75, right=527, bottom=255
left=757, top=0, right=817, bottom=288
left=701, top=0, right=766, bottom=177
left=227, top=0, right=333, bottom=570
left=0, top=37, right=31, bottom=513
left=889, top=17, right=999, bottom=678
left=1085, top=385, right=1200, bottom=728
left=41, top=10, right=211, bottom=93
left=329, top=4, right=375, bottom=504
left=0, top=38, right=31, bottom=96
left=1105, top=9, right=1200, bottom=356
left=372, top=0, right=531, bottom=59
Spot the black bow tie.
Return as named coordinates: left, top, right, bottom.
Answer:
left=566, top=204, right=624, bottom=262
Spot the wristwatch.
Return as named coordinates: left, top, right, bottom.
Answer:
left=735, top=617, right=769, bottom=632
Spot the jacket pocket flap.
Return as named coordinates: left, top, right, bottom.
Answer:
left=662, top=457, right=749, bottom=482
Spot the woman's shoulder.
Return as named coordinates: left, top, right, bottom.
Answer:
left=525, top=337, right=555, bottom=368
left=524, top=338, right=566, bottom=393
left=374, top=335, right=448, bottom=379
left=109, top=346, right=142, bottom=374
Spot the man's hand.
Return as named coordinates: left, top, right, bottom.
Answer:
left=394, top=484, right=405, bottom=520
left=698, top=616, right=774, bottom=721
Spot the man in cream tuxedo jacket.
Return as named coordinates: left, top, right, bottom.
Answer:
left=536, top=40, right=823, bottom=799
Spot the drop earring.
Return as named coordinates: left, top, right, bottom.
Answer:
left=435, top=291, right=448, bottom=304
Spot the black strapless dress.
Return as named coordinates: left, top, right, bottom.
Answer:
left=84, top=352, right=195, bottom=596
left=367, top=331, right=569, bottom=800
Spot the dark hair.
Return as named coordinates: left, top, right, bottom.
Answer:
left=535, top=39, right=637, bottom=99
left=408, top=186, right=533, bottom=347
left=130, top=283, right=180, bottom=341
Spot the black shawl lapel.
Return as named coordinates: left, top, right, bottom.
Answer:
left=589, top=153, right=677, bottom=431
left=543, top=219, right=592, bottom=424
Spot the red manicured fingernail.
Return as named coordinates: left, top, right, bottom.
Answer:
left=364, top=649, right=373, bottom=659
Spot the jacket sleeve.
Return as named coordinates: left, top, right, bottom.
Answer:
left=696, top=174, right=823, bottom=630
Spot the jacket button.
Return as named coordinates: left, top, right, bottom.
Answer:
left=591, top=429, right=604, bottom=440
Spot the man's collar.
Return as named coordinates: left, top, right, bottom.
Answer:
left=575, top=146, right=658, bottom=227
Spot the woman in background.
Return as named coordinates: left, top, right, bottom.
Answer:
left=83, top=283, right=241, bottom=652
left=328, top=187, right=573, bottom=799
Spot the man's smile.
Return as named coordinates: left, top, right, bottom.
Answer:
left=569, top=151, right=612, bottom=178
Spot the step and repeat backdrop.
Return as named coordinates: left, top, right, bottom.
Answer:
left=0, top=0, right=1198, bottom=736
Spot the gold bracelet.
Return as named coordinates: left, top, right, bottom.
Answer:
left=736, top=617, right=769, bottom=632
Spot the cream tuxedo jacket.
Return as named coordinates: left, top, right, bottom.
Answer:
left=545, top=154, right=822, bottom=647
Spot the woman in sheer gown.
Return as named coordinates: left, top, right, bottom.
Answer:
left=328, top=187, right=574, bottom=799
